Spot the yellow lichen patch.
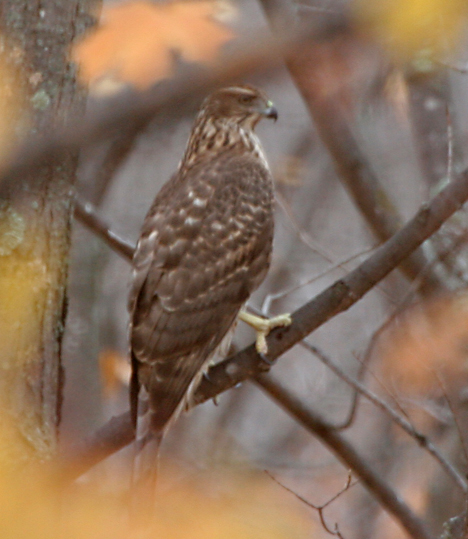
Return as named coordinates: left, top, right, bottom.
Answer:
left=0, top=215, right=50, bottom=370
left=0, top=207, right=60, bottom=462
left=0, top=204, right=26, bottom=255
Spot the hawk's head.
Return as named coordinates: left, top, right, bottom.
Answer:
left=181, top=85, right=277, bottom=170
left=200, top=85, right=278, bottom=129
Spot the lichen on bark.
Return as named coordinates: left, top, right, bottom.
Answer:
left=0, top=0, right=99, bottom=462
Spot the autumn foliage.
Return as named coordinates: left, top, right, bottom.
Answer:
left=2, top=0, right=468, bottom=537
left=72, top=1, right=235, bottom=91
left=0, top=423, right=310, bottom=539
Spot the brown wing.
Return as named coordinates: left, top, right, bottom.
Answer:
left=129, top=151, right=274, bottom=430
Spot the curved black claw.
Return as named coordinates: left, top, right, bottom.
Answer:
left=258, top=352, right=274, bottom=366
left=202, top=371, right=218, bottom=404
left=203, top=370, right=213, bottom=384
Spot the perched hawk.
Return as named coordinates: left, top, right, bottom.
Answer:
left=129, top=85, right=290, bottom=473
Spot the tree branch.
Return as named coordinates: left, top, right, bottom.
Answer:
left=266, top=470, right=357, bottom=539
left=59, top=412, right=134, bottom=482
left=194, top=167, right=468, bottom=404
left=74, top=197, right=135, bottom=260
left=0, top=14, right=346, bottom=198
left=63, top=165, right=468, bottom=487
left=258, top=0, right=443, bottom=292
left=255, top=373, right=434, bottom=539
left=303, top=341, right=468, bottom=492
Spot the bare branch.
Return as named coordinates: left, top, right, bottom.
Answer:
left=0, top=14, right=347, bottom=198
left=258, top=0, right=443, bottom=292
left=255, top=373, right=434, bottom=539
left=303, top=341, right=468, bottom=492
left=59, top=411, right=134, bottom=483
left=74, top=197, right=135, bottom=260
left=63, top=163, right=468, bottom=478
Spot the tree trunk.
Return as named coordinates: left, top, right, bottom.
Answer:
left=0, top=0, right=98, bottom=462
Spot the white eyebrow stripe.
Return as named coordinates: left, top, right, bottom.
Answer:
left=224, top=87, right=256, bottom=96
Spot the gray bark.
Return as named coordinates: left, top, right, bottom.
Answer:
left=0, top=0, right=98, bottom=461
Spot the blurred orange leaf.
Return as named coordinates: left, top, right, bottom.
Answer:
left=72, top=0, right=235, bottom=91
left=375, top=293, right=468, bottom=396
left=99, top=348, right=131, bottom=397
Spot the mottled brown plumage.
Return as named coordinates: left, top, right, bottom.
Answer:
left=129, top=85, right=278, bottom=448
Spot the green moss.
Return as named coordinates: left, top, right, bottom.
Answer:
left=0, top=204, right=25, bottom=255
left=30, top=88, right=50, bottom=110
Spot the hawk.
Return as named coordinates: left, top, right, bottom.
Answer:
left=129, top=85, right=291, bottom=480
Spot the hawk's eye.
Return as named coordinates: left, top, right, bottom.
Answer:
left=239, top=95, right=255, bottom=105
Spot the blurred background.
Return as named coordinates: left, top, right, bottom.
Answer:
left=53, top=0, right=468, bottom=537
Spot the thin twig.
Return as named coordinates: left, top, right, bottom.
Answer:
left=275, top=190, right=352, bottom=266
left=74, top=197, right=135, bottom=261
left=434, top=372, right=468, bottom=467
left=258, top=0, right=443, bottom=292
left=333, top=352, right=369, bottom=431
left=446, top=104, right=454, bottom=182
left=260, top=245, right=376, bottom=315
left=63, top=163, right=468, bottom=479
left=266, top=469, right=357, bottom=538
left=303, top=341, right=468, bottom=493
left=255, top=373, right=434, bottom=539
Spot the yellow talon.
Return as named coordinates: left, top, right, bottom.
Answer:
left=238, top=311, right=292, bottom=354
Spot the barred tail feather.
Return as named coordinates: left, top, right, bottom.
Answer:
left=130, top=385, right=163, bottom=522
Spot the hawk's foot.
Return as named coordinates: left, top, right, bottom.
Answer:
left=238, top=311, right=292, bottom=354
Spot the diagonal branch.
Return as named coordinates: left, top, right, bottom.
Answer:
left=258, top=0, right=443, bottom=292
left=194, top=167, right=468, bottom=403
left=255, top=373, right=434, bottom=539
left=0, top=14, right=347, bottom=198
left=74, top=197, right=135, bottom=260
left=59, top=411, right=134, bottom=482
left=63, top=160, right=468, bottom=539
left=67, top=165, right=468, bottom=478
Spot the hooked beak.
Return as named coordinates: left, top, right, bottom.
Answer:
left=262, top=100, right=278, bottom=121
